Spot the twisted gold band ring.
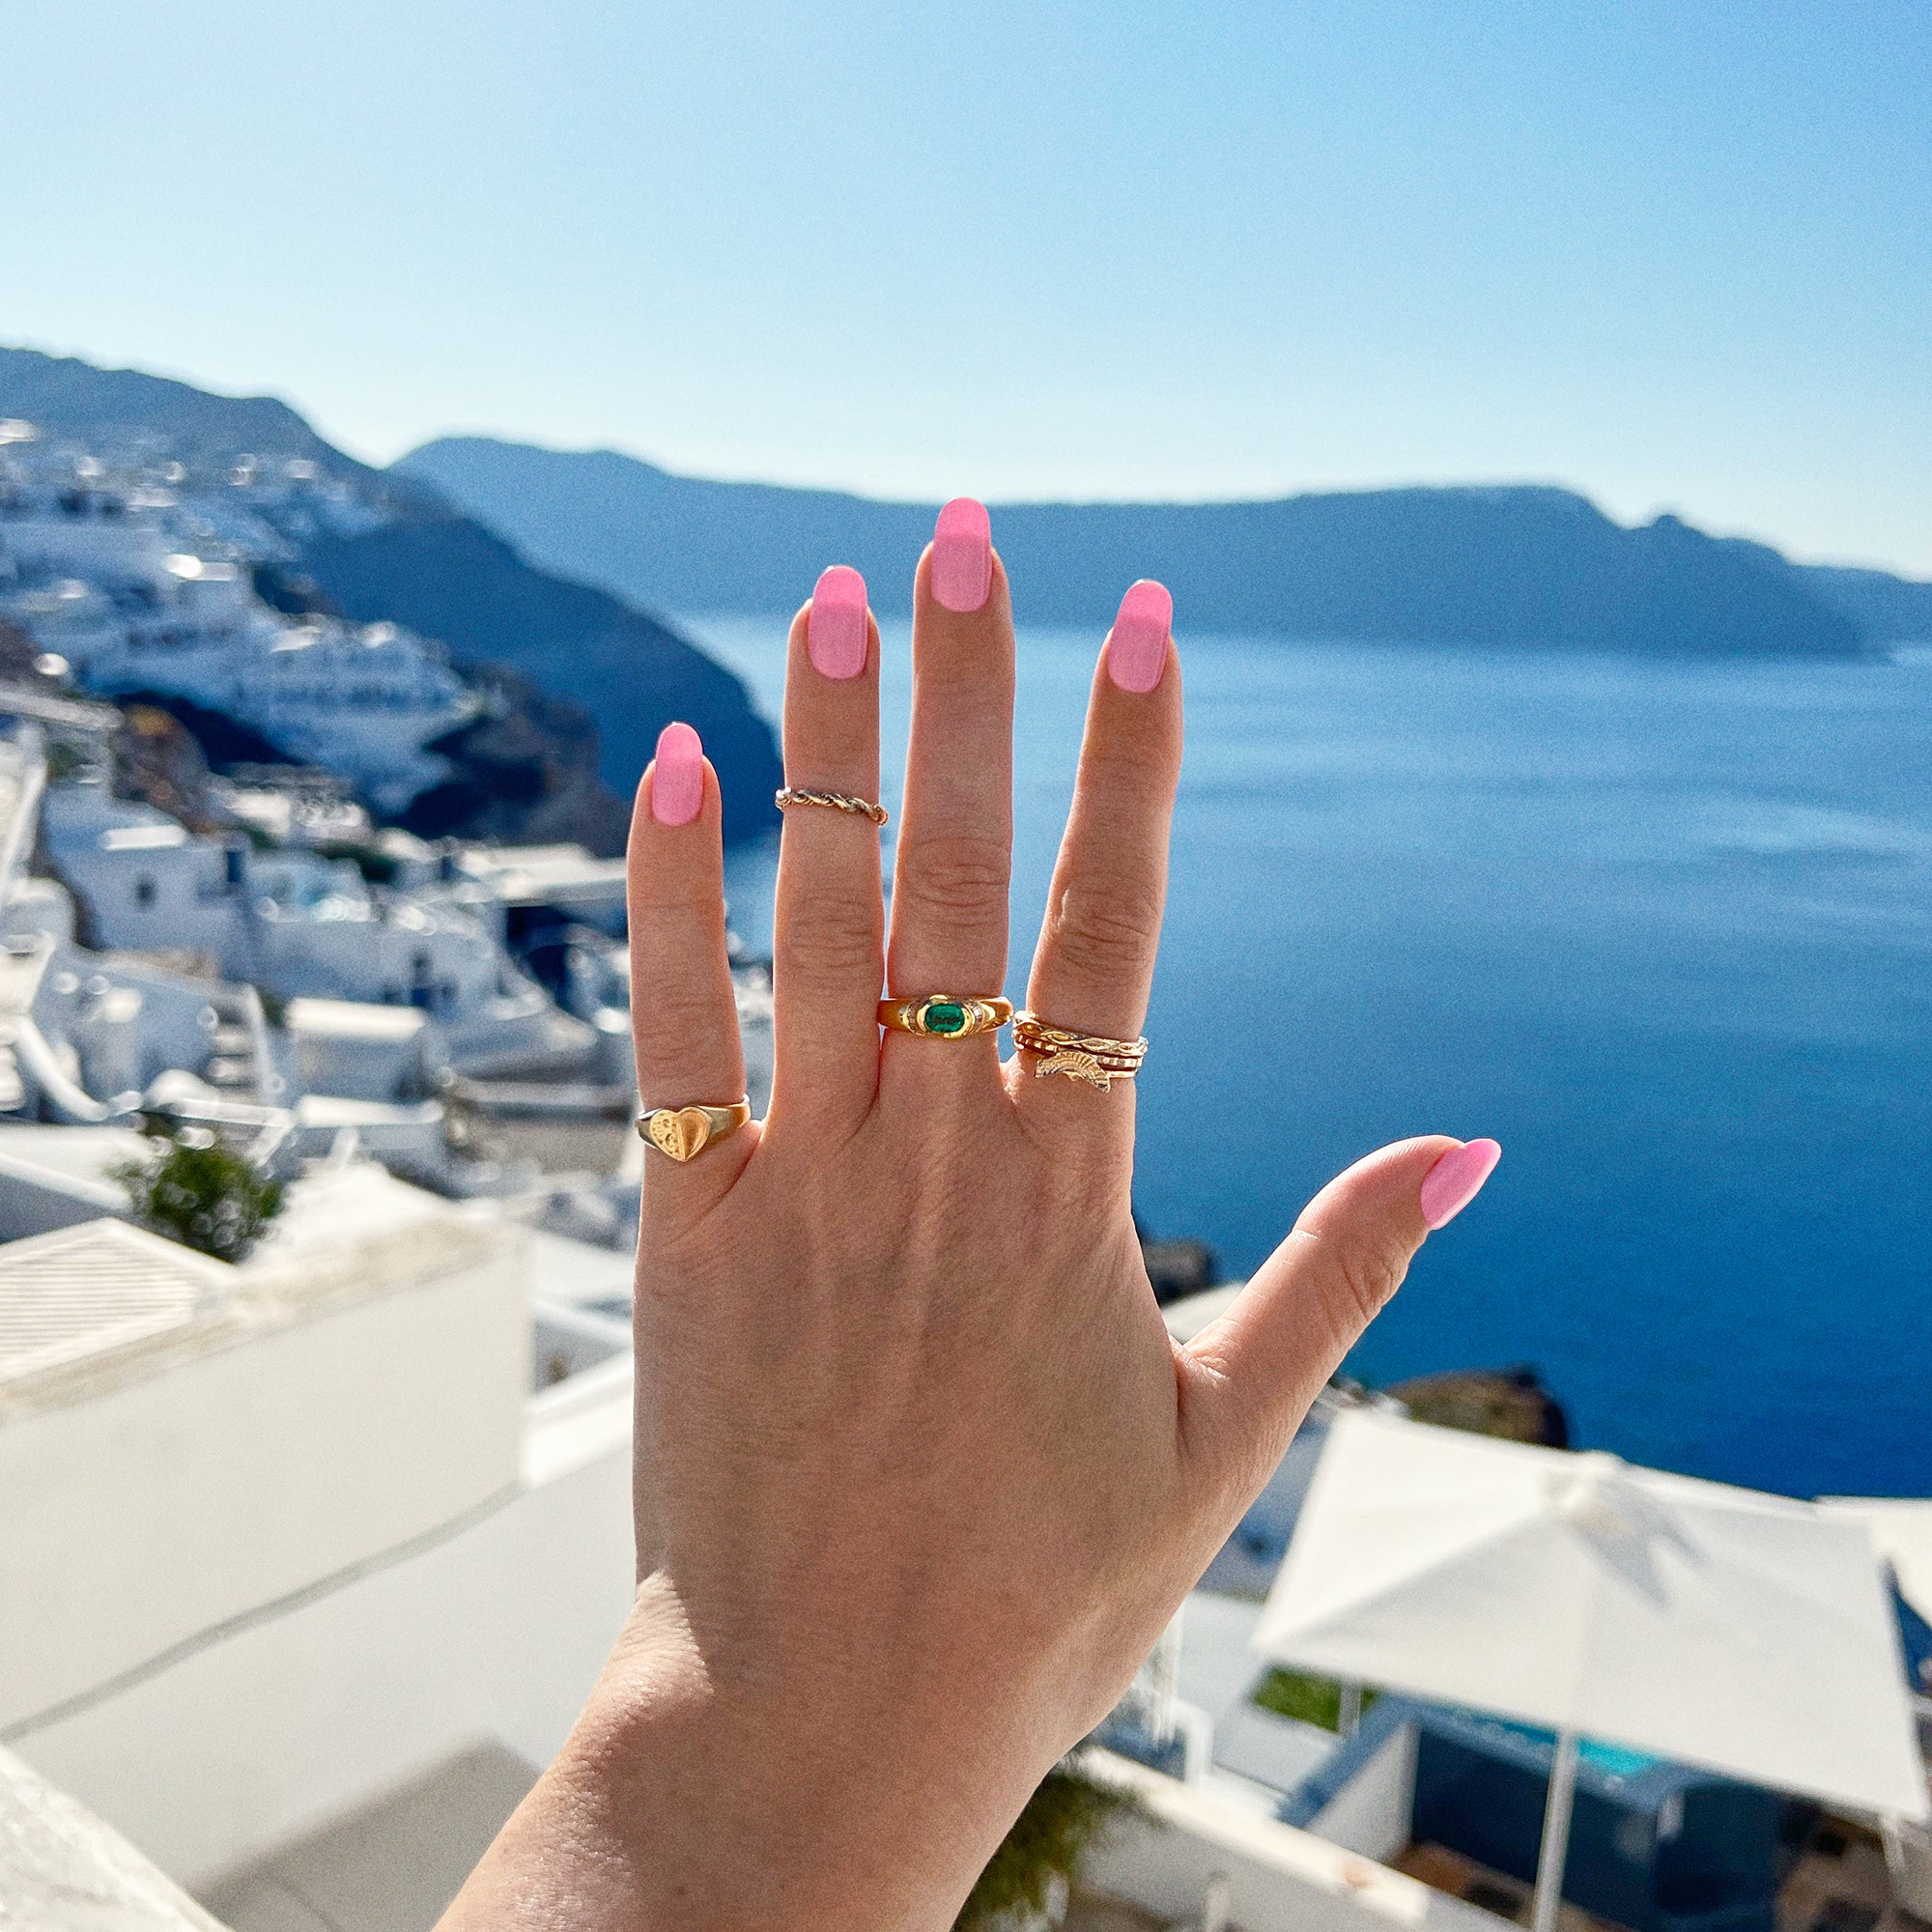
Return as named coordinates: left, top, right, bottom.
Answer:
left=777, top=786, right=889, bottom=827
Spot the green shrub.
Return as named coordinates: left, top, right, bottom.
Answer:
left=46, top=739, right=88, bottom=782
left=954, top=1765, right=1131, bottom=1930
left=312, top=839, right=398, bottom=885
left=111, top=1123, right=285, bottom=1263
left=1252, top=1666, right=1378, bottom=1732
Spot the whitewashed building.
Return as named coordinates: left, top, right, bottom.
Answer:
left=0, top=438, right=474, bottom=812
left=36, top=776, right=598, bottom=1083
left=0, top=1132, right=639, bottom=1926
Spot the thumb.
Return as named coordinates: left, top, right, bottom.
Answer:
left=1179, top=1135, right=1501, bottom=1492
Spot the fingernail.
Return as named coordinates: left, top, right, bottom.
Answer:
left=651, top=721, right=704, bottom=826
left=931, top=497, right=992, bottom=612
left=1106, top=580, right=1174, bottom=694
left=1420, top=1139, right=1501, bottom=1230
left=809, top=565, right=868, bottom=679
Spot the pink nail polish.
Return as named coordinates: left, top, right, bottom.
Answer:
left=809, top=565, right=868, bottom=679
left=651, top=721, right=704, bottom=827
left=1106, top=580, right=1174, bottom=694
left=931, top=497, right=992, bottom=612
left=1419, top=1139, right=1501, bottom=1231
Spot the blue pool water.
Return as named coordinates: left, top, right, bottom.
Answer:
left=689, top=616, right=1932, bottom=1500
left=1485, top=1719, right=1661, bottom=1781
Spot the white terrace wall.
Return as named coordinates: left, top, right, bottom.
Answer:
left=10, top=1384, right=636, bottom=1891
left=0, top=1214, right=526, bottom=1731
left=1308, top=1719, right=1420, bottom=1864
left=0, top=1744, right=227, bottom=1932
left=1083, top=1750, right=1503, bottom=1932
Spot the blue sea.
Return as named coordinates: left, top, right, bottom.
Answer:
left=685, top=616, right=1932, bottom=1501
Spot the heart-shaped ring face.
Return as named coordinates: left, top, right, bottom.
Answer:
left=648, top=1106, right=712, bottom=1162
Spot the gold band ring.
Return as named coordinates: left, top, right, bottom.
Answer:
left=777, top=786, right=889, bottom=827
left=877, top=995, right=1013, bottom=1040
left=1012, top=1011, right=1148, bottom=1091
left=637, top=1097, right=752, bottom=1161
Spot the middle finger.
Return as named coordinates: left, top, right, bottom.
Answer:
left=887, top=499, right=1015, bottom=1052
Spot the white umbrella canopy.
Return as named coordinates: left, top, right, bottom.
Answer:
left=1819, top=1497, right=1932, bottom=1628
left=1252, top=1408, right=1929, bottom=1822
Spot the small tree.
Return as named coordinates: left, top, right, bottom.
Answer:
left=112, top=1122, right=285, bottom=1264
left=955, top=1764, right=1132, bottom=1931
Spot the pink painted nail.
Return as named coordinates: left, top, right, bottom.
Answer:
left=931, top=497, right=992, bottom=612
left=651, top=721, right=704, bottom=827
left=809, top=565, right=868, bottom=679
left=1106, top=580, right=1174, bottom=694
left=1419, top=1139, right=1501, bottom=1231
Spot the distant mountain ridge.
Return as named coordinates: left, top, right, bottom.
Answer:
left=1799, top=564, right=1932, bottom=644
left=400, top=436, right=1932, bottom=654
left=0, top=348, right=782, bottom=843
left=0, top=348, right=359, bottom=471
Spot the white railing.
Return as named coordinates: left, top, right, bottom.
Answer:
left=1079, top=1747, right=1508, bottom=1932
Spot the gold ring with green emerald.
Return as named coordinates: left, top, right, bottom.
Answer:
left=876, top=995, right=1013, bottom=1040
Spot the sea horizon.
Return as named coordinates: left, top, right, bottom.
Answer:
left=695, top=615, right=1932, bottom=1502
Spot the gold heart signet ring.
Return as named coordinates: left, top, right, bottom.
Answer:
left=637, top=1098, right=753, bottom=1162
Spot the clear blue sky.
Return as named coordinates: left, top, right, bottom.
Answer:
left=5, top=2, right=1928, bottom=571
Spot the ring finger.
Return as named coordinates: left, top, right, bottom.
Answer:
left=770, top=567, right=886, bottom=1129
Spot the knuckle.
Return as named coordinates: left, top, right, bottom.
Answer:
left=898, top=833, right=1010, bottom=923
left=634, top=980, right=732, bottom=1056
left=1083, top=738, right=1158, bottom=793
left=1326, top=1228, right=1413, bottom=1333
left=781, top=896, right=883, bottom=980
left=1048, top=874, right=1162, bottom=981
left=628, top=878, right=714, bottom=924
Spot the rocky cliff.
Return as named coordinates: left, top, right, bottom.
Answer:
left=0, top=348, right=782, bottom=846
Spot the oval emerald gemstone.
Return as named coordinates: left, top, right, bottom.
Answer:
left=923, top=1000, right=969, bottom=1035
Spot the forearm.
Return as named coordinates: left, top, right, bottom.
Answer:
left=440, top=1574, right=1031, bottom=1932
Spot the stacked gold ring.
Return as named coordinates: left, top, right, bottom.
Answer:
left=1012, top=1011, right=1149, bottom=1091
left=877, top=995, right=1012, bottom=1039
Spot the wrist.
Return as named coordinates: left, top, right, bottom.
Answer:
left=447, top=1573, right=1036, bottom=1931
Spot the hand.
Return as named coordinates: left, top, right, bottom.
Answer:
left=441, top=514, right=1499, bottom=1930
